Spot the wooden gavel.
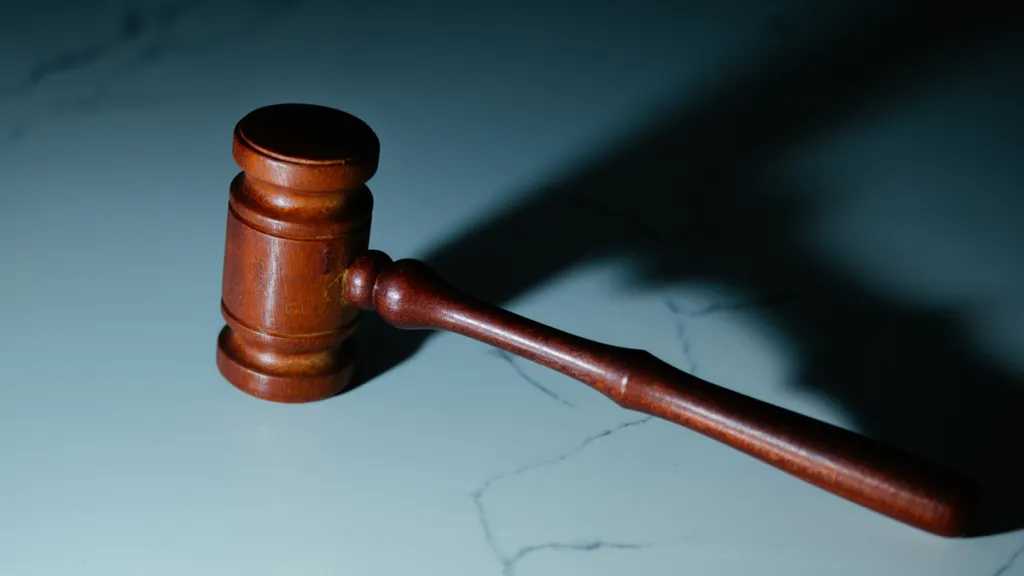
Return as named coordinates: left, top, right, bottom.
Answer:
left=215, top=103, right=973, bottom=537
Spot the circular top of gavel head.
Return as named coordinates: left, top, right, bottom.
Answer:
left=216, top=103, right=379, bottom=403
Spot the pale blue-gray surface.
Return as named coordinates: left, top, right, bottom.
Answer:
left=2, top=1, right=1023, bottom=575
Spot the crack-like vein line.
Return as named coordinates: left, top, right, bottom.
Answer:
left=663, top=299, right=697, bottom=374
left=491, top=349, right=574, bottom=407
left=503, top=540, right=649, bottom=576
left=142, top=0, right=304, bottom=59
left=563, top=195, right=673, bottom=250
left=662, top=292, right=793, bottom=374
left=5, top=0, right=211, bottom=95
left=4, top=8, right=147, bottom=95
left=686, top=292, right=793, bottom=318
left=1, top=0, right=303, bottom=144
left=991, top=540, right=1024, bottom=576
left=471, top=416, right=653, bottom=572
left=665, top=292, right=792, bottom=319
left=0, top=1, right=200, bottom=144
left=559, top=194, right=703, bottom=274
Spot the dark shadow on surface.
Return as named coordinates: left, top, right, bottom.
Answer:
left=350, top=0, right=1024, bottom=536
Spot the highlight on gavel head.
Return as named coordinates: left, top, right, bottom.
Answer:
left=216, top=103, right=379, bottom=403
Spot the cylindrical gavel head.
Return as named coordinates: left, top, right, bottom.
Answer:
left=216, top=103, right=379, bottom=403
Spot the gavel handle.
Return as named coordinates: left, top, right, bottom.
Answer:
left=342, top=250, right=972, bottom=537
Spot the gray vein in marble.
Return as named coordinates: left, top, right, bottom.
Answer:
left=663, top=292, right=793, bottom=374
left=472, top=417, right=653, bottom=575
left=665, top=293, right=792, bottom=320
left=1, top=1, right=201, bottom=142
left=5, top=0, right=264, bottom=96
left=502, top=540, right=648, bottom=576
left=1, top=0, right=302, bottom=142
left=6, top=8, right=147, bottom=94
left=663, top=299, right=698, bottom=374
left=490, top=349, right=574, bottom=407
left=685, top=293, right=794, bottom=318
left=564, top=195, right=673, bottom=251
left=991, top=540, right=1024, bottom=576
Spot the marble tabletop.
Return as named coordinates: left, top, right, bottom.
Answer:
left=2, top=1, right=1023, bottom=574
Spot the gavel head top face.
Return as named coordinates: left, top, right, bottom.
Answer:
left=216, top=103, right=380, bottom=403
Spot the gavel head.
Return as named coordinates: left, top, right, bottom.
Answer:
left=216, top=103, right=379, bottom=403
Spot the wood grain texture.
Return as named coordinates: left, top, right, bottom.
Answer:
left=216, top=104, right=378, bottom=402
left=343, top=250, right=974, bottom=537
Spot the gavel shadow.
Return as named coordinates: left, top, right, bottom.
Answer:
left=350, top=0, right=1024, bottom=537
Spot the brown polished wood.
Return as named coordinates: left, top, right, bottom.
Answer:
left=216, top=103, right=378, bottom=402
left=343, top=250, right=973, bottom=537
left=217, top=103, right=972, bottom=537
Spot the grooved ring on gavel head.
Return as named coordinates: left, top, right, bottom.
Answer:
left=216, top=103, right=380, bottom=403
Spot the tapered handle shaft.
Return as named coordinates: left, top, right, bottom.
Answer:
left=343, top=250, right=973, bottom=537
